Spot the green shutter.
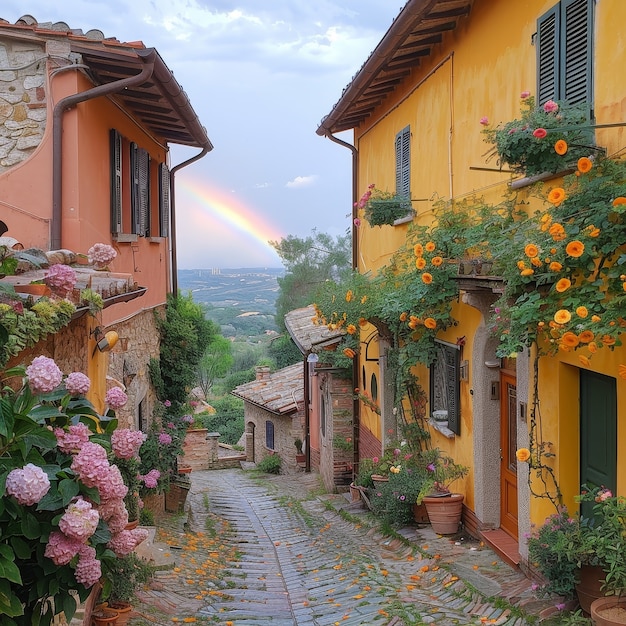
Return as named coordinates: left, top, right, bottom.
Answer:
left=536, top=4, right=559, bottom=104
left=110, top=129, right=122, bottom=234
left=561, top=0, right=593, bottom=106
left=430, top=342, right=461, bottom=436
left=395, top=125, right=410, bottom=198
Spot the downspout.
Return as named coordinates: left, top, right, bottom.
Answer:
left=169, top=147, right=210, bottom=295
left=322, top=131, right=361, bottom=479
left=52, top=48, right=158, bottom=250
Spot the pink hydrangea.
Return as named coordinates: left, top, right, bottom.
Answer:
left=44, top=531, right=83, bottom=566
left=158, top=432, right=172, bottom=445
left=111, top=428, right=146, bottom=459
left=65, top=372, right=91, bottom=395
left=108, top=528, right=149, bottom=557
left=6, top=463, right=51, bottom=506
left=55, top=422, right=91, bottom=454
left=139, top=469, right=161, bottom=489
left=98, top=464, right=128, bottom=501
left=543, top=100, right=559, bottom=113
left=71, top=441, right=110, bottom=489
left=74, top=544, right=101, bottom=588
left=103, top=507, right=129, bottom=534
left=26, top=356, right=63, bottom=393
left=59, top=497, right=99, bottom=541
left=44, top=264, right=76, bottom=297
left=105, top=387, right=128, bottom=410
left=87, top=243, right=116, bottom=267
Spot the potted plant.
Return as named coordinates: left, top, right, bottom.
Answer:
left=417, top=449, right=468, bottom=534
left=357, top=184, right=414, bottom=227
left=100, top=553, right=156, bottom=626
left=294, top=438, right=305, bottom=464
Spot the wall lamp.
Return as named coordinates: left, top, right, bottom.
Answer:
left=91, top=327, right=119, bottom=356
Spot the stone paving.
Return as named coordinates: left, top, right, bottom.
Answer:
left=131, top=468, right=556, bottom=626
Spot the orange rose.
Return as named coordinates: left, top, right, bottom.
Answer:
left=549, top=261, right=563, bottom=272
left=431, top=256, right=444, bottom=267
left=422, top=272, right=433, bottom=284
left=588, top=341, right=598, bottom=353
left=524, top=244, right=539, bottom=258
left=515, top=448, right=531, bottom=462
left=577, top=157, right=592, bottom=173
left=414, top=243, right=424, bottom=256
left=346, top=324, right=357, bottom=335
left=399, top=312, right=408, bottom=322
left=424, top=317, right=437, bottom=329
left=521, top=268, right=534, bottom=276
left=561, top=332, right=579, bottom=347
left=345, top=290, right=353, bottom=302
left=579, top=355, right=590, bottom=367
left=425, top=241, right=436, bottom=252
left=554, top=139, right=568, bottom=155
left=547, top=187, right=566, bottom=205
left=343, top=348, right=355, bottom=359
left=416, top=257, right=427, bottom=270
left=555, top=278, right=571, bottom=293
left=565, top=240, right=585, bottom=258
left=612, top=197, right=626, bottom=206
left=576, top=306, right=588, bottom=318
left=549, top=223, right=566, bottom=241
left=554, top=309, right=572, bottom=324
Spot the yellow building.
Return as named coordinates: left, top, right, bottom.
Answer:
left=318, top=0, right=625, bottom=568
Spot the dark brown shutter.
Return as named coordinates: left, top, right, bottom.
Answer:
left=158, top=162, right=171, bottom=237
left=110, top=129, right=122, bottom=234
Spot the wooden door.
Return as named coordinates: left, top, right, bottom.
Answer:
left=580, top=370, right=616, bottom=517
left=500, top=373, right=518, bottom=539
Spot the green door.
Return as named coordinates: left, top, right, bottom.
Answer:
left=580, top=370, right=617, bottom=516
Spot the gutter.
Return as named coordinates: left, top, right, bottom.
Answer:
left=52, top=48, right=158, bottom=250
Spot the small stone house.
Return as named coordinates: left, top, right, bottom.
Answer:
left=232, top=364, right=305, bottom=473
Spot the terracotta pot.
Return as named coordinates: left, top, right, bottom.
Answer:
left=91, top=608, right=119, bottom=626
left=590, top=596, right=626, bottom=625
left=349, top=482, right=362, bottom=502
left=295, top=453, right=306, bottom=464
left=576, top=564, right=607, bottom=616
left=124, top=519, right=139, bottom=531
left=371, top=474, right=389, bottom=487
left=14, top=284, right=51, bottom=297
left=422, top=493, right=464, bottom=535
left=412, top=502, right=430, bottom=524
left=177, top=466, right=192, bottom=474
left=108, top=602, right=133, bottom=626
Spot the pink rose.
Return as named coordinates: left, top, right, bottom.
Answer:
left=479, top=116, right=489, bottom=126
left=533, top=128, right=547, bottom=139
left=543, top=100, right=559, bottom=113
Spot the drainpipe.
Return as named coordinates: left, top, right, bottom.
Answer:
left=169, top=147, right=210, bottom=296
left=321, top=131, right=360, bottom=479
left=51, top=48, right=158, bottom=250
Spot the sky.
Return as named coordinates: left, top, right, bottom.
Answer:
left=2, top=1, right=404, bottom=269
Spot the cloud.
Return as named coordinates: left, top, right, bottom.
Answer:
left=285, top=175, right=318, bottom=189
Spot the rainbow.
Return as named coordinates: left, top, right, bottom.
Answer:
left=176, top=175, right=284, bottom=265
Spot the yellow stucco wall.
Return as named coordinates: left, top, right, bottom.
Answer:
left=350, top=0, right=626, bottom=526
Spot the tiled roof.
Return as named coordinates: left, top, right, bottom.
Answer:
left=284, top=305, right=343, bottom=354
left=317, top=0, right=474, bottom=135
left=0, top=15, right=211, bottom=149
left=231, top=363, right=303, bottom=415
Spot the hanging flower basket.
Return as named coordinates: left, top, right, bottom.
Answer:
left=365, top=197, right=414, bottom=226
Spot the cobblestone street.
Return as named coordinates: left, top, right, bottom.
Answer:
left=133, top=469, right=552, bottom=625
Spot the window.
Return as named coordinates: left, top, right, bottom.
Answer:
left=395, top=125, right=410, bottom=198
left=370, top=372, right=378, bottom=402
left=265, top=420, right=275, bottom=450
left=110, top=129, right=170, bottom=238
left=429, top=340, right=461, bottom=435
left=536, top=0, right=593, bottom=107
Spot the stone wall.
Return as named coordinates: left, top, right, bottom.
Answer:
left=244, top=402, right=305, bottom=474
left=0, top=36, right=48, bottom=171
left=107, top=306, right=162, bottom=430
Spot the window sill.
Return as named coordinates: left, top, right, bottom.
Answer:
left=429, top=418, right=455, bottom=439
left=149, top=237, right=166, bottom=243
left=393, top=213, right=414, bottom=226
left=113, top=234, right=139, bottom=243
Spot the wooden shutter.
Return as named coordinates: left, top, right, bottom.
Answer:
left=430, top=341, right=461, bottom=436
left=130, top=144, right=150, bottom=236
left=536, top=4, right=559, bottom=104
left=158, top=162, right=171, bottom=237
left=561, top=0, right=593, bottom=106
left=395, top=126, right=410, bottom=198
left=110, top=129, right=122, bottom=234
left=537, top=0, right=592, bottom=107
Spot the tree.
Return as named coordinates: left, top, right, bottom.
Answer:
left=197, top=334, right=234, bottom=397
left=268, top=334, right=302, bottom=369
left=270, top=230, right=351, bottom=330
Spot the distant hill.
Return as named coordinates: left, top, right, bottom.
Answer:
left=178, top=268, right=284, bottom=338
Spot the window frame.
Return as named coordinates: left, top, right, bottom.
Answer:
left=265, top=420, right=275, bottom=450
left=429, top=340, right=461, bottom=436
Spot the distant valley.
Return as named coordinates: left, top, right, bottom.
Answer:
left=178, top=268, right=284, bottom=338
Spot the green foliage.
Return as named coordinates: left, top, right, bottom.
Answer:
left=101, top=552, right=156, bottom=604
left=197, top=332, right=234, bottom=397
left=139, top=508, right=155, bottom=526
left=482, top=96, right=596, bottom=176
left=256, top=454, right=281, bottom=474
left=368, top=469, right=424, bottom=526
left=152, top=293, right=216, bottom=405
left=271, top=230, right=351, bottom=331
left=362, top=187, right=414, bottom=227
left=203, top=395, right=244, bottom=445
left=219, top=368, right=255, bottom=394
left=0, top=298, right=75, bottom=368
left=267, top=334, right=302, bottom=369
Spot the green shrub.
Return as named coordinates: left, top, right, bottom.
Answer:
left=257, top=454, right=281, bottom=474
left=139, top=508, right=155, bottom=526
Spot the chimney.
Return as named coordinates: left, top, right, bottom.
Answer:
left=255, top=366, right=271, bottom=381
